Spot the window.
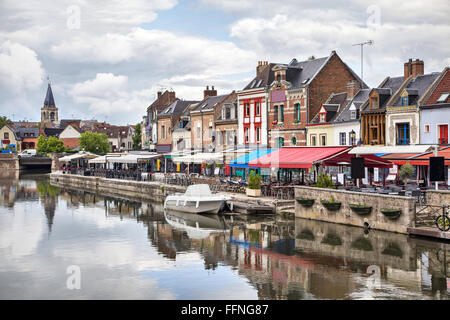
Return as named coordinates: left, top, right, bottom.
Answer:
left=424, top=124, right=430, bottom=133
left=50, top=112, right=55, bottom=120
left=209, top=126, right=213, bottom=138
left=291, top=136, right=297, bottom=146
left=280, top=105, right=284, bottom=122
left=274, top=105, right=278, bottom=122
left=4, top=132, right=9, bottom=139
left=277, top=74, right=281, bottom=82
left=244, top=127, right=249, bottom=144
left=197, top=126, right=201, bottom=139
left=320, top=134, right=327, bottom=146
left=370, top=97, right=378, bottom=109
left=437, top=93, right=450, bottom=103
left=276, top=137, right=284, bottom=148
left=350, top=110, right=357, bottom=120
left=396, top=123, right=410, bottom=145
left=294, top=103, right=301, bottom=122
left=255, top=101, right=260, bottom=116
left=161, top=125, right=166, bottom=139
left=349, top=132, right=356, bottom=146
left=245, top=102, right=250, bottom=117
left=339, top=132, right=346, bottom=146
left=438, top=124, right=448, bottom=144
left=401, top=96, right=408, bottom=106
left=255, top=126, right=261, bottom=143
left=319, top=113, right=326, bottom=123
left=311, top=135, right=317, bottom=146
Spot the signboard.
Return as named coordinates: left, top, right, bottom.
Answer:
left=430, top=156, right=445, bottom=181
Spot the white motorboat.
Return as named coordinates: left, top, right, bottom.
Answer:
left=164, top=184, right=230, bottom=214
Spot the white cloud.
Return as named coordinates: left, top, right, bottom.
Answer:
left=0, top=41, right=45, bottom=93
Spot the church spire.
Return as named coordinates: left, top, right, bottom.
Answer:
left=44, top=80, right=56, bottom=108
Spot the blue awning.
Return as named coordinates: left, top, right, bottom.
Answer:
left=229, top=148, right=276, bottom=168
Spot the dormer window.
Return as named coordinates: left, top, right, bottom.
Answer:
left=319, top=113, right=326, bottom=122
left=350, top=110, right=357, bottom=120
left=401, top=96, right=408, bottom=106
left=370, top=96, right=378, bottom=109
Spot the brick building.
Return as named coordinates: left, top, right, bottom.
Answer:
left=267, top=51, right=366, bottom=148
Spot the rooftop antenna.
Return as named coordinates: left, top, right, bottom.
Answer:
left=352, top=40, right=374, bottom=81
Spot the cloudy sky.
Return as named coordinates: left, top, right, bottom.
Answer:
left=0, top=0, right=449, bottom=125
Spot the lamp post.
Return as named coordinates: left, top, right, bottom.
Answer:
left=350, top=130, right=356, bottom=146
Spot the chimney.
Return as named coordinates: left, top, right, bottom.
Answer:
left=346, top=80, right=360, bottom=99
left=411, top=59, right=424, bottom=79
left=404, top=58, right=424, bottom=79
left=157, top=91, right=162, bottom=99
left=204, top=86, right=217, bottom=99
left=256, top=61, right=268, bottom=75
left=168, top=91, right=176, bottom=104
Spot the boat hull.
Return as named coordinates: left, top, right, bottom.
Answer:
left=164, top=197, right=227, bottom=214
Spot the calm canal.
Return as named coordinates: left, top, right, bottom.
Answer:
left=0, top=172, right=449, bottom=300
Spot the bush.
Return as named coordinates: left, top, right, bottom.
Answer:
left=247, top=170, right=262, bottom=190
left=315, top=173, right=335, bottom=189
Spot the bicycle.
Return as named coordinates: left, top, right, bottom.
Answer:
left=435, top=205, right=450, bottom=232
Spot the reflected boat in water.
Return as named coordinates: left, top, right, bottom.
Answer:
left=164, top=209, right=229, bottom=239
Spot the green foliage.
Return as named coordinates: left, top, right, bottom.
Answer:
left=37, top=135, right=64, bottom=153
left=0, top=116, right=11, bottom=129
left=399, top=162, right=414, bottom=184
left=247, top=170, right=262, bottom=190
left=315, top=173, right=335, bottom=189
left=36, top=135, right=47, bottom=153
left=132, top=123, right=141, bottom=150
left=79, top=132, right=110, bottom=154
left=37, top=180, right=60, bottom=197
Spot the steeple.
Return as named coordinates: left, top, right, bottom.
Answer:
left=41, top=78, right=59, bottom=125
left=44, top=79, right=56, bottom=108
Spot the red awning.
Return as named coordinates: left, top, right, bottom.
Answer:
left=248, top=147, right=393, bottom=169
left=382, top=147, right=450, bottom=166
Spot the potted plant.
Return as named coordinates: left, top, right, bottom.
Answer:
left=349, top=203, right=372, bottom=215
left=315, top=173, right=335, bottom=189
left=296, top=197, right=315, bottom=207
left=381, top=208, right=402, bottom=219
left=351, top=237, right=374, bottom=251
left=321, top=232, right=342, bottom=246
left=293, top=119, right=299, bottom=124
left=272, top=120, right=278, bottom=125
left=399, top=162, right=414, bottom=186
left=321, top=196, right=341, bottom=211
left=246, top=170, right=262, bottom=197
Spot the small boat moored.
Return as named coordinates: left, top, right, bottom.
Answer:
left=164, top=184, right=231, bottom=214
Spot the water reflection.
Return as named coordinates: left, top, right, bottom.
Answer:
left=0, top=175, right=448, bottom=300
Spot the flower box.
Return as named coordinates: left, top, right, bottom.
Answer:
left=349, top=204, right=372, bottom=216
left=246, top=188, right=261, bottom=197
left=296, top=197, right=315, bottom=207
left=272, top=121, right=278, bottom=125
left=381, top=208, right=402, bottom=219
left=321, top=200, right=341, bottom=211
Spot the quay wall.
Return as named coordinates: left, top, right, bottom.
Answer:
left=426, top=190, right=450, bottom=206
left=50, top=173, right=186, bottom=202
left=294, top=186, right=416, bottom=234
left=0, top=154, right=19, bottom=170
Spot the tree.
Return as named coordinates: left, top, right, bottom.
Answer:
left=79, top=132, right=111, bottom=154
left=36, top=134, right=64, bottom=153
left=133, top=123, right=142, bottom=150
left=0, top=116, right=11, bottom=129
left=315, top=173, right=335, bottom=189
left=399, top=163, right=414, bottom=184
left=247, top=170, right=262, bottom=190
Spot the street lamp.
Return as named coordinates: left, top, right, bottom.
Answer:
left=350, top=130, right=356, bottom=146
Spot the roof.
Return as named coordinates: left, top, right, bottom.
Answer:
left=43, top=127, right=64, bottom=137
left=192, top=94, right=229, bottom=112
left=147, top=90, right=177, bottom=113
left=310, top=92, right=348, bottom=124
left=243, top=63, right=276, bottom=90
left=362, top=76, right=404, bottom=112
left=420, top=102, right=450, bottom=110
left=158, top=100, right=199, bottom=117
left=392, top=73, right=441, bottom=106
left=349, top=145, right=434, bottom=155
left=381, top=146, right=450, bottom=166
left=43, top=83, right=56, bottom=108
left=15, top=127, right=39, bottom=139
left=59, top=119, right=81, bottom=129
left=334, top=89, right=371, bottom=123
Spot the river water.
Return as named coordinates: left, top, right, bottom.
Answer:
left=0, top=173, right=449, bottom=300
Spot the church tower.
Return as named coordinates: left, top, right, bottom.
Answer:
left=41, top=80, right=59, bottom=126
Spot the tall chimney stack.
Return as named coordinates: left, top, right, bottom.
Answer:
left=404, top=58, right=424, bottom=79
left=204, top=86, right=217, bottom=99
left=346, top=80, right=360, bottom=99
